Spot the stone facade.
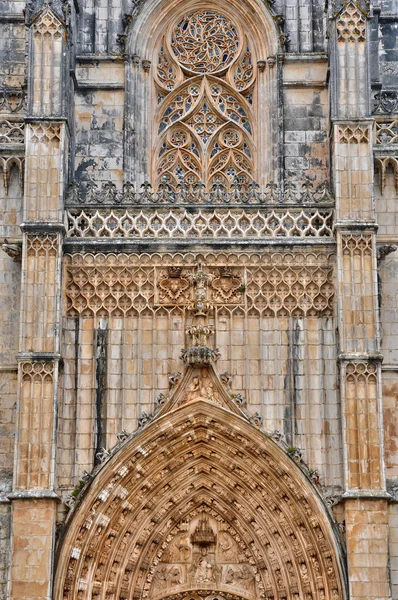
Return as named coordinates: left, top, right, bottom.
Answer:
left=0, top=0, right=397, bottom=599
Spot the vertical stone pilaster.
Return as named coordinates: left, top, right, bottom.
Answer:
left=332, top=5, right=390, bottom=598
left=332, top=1, right=369, bottom=120
left=8, top=5, right=69, bottom=600
left=345, top=499, right=390, bottom=600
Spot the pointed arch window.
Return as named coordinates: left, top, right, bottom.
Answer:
left=152, top=10, right=257, bottom=192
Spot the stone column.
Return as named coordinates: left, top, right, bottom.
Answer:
left=8, top=6, right=69, bottom=600
left=332, top=3, right=390, bottom=599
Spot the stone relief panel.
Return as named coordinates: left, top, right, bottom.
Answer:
left=60, top=250, right=341, bottom=491
left=22, top=234, right=60, bottom=353
left=31, top=9, right=64, bottom=116
left=151, top=512, right=257, bottom=598
left=25, top=122, right=65, bottom=221
left=16, top=361, right=55, bottom=490
left=65, top=252, right=334, bottom=318
left=340, top=233, right=377, bottom=354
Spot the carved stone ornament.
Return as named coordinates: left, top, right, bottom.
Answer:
left=336, top=2, right=366, bottom=42
left=27, top=0, right=68, bottom=23
left=337, top=124, right=369, bottom=144
left=210, top=267, right=243, bottom=304
left=151, top=511, right=257, bottom=597
left=0, top=87, right=26, bottom=114
left=53, top=398, right=345, bottom=600
left=157, top=267, right=191, bottom=305
left=65, top=252, right=335, bottom=319
left=66, top=208, right=334, bottom=240
left=2, top=241, right=22, bottom=262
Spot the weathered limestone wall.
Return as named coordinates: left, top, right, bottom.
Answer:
left=74, top=59, right=125, bottom=185
left=283, top=57, right=330, bottom=183
left=0, top=1, right=24, bottom=585
left=58, top=304, right=342, bottom=491
left=0, top=10, right=25, bottom=88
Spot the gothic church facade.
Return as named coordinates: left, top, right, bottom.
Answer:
left=0, top=0, right=398, bottom=599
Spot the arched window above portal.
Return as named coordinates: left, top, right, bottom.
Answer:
left=125, top=0, right=280, bottom=192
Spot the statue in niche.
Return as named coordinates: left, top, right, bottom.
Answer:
left=163, top=532, right=191, bottom=562
left=191, top=547, right=218, bottom=584
left=189, top=514, right=220, bottom=585
left=218, top=532, right=238, bottom=562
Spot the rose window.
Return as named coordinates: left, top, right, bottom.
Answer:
left=171, top=11, right=240, bottom=74
left=153, top=10, right=256, bottom=192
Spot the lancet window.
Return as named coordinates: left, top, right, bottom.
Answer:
left=153, top=10, right=256, bottom=192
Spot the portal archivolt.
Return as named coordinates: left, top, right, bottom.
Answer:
left=55, top=384, right=345, bottom=600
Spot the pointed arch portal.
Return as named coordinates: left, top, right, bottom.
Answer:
left=54, top=365, right=346, bottom=600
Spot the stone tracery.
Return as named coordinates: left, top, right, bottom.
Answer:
left=154, top=10, right=256, bottom=192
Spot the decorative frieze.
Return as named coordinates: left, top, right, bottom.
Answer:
left=29, top=123, right=61, bottom=144
left=65, top=208, right=334, bottom=240
left=0, top=120, right=24, bottom=144
left=66, top=178, right=334, bottom=206
left=341, top=232, right=372, bottom=256
left=26, top=234, right=58, bottom=258
left=20, top=360, right=54, bottom=382
left=65, top=252, right=334, bottom=318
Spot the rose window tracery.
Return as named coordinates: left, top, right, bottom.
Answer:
left=154, top=10, right=256, bottom=192
left=171, top=11, right=240, bottom=74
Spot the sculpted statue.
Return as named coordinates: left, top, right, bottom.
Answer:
left=193, top=548, right=217, bottom=583
left=185, top=369, right=222, bottom=405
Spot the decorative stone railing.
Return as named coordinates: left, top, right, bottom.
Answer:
left=65, top=179, right=334, bottom=207
left=65, top=207, right=334, bottom=240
